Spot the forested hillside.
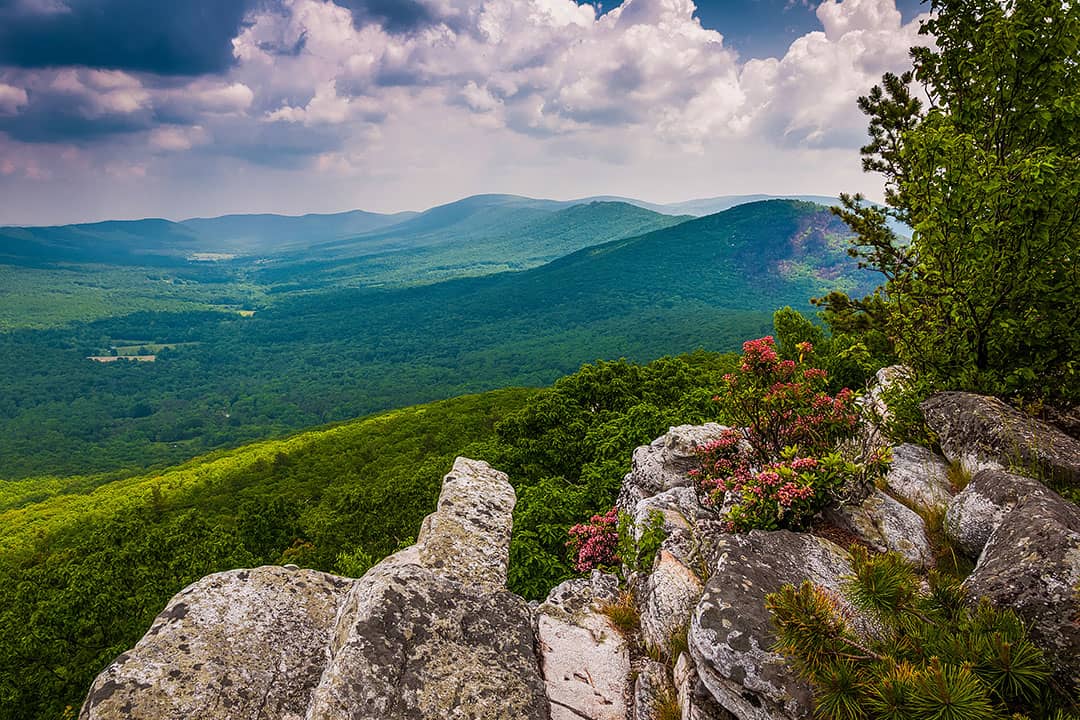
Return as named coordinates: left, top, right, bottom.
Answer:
left=0, top=200, right=866, bottom=478
left=0, top=350, right=735, bottom=720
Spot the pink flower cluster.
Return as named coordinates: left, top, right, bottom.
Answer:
left=690, top=336, right=872, bottom=532
left=566, top=507, right=619, bottom=572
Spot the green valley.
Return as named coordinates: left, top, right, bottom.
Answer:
left=0, top=199, right=869, bottom=479
left=0, top=350, right=736, bottom=720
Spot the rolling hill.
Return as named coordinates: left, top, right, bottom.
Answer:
left=0, top=200, right=873, bottom=478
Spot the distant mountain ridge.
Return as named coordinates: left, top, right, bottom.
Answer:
left=0, top=193, right=845, bottom=268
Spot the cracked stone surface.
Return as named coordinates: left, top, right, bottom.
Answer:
left=537, top=572, right=629, bottom=720
left=825, top=489, right=934, bottom=568
left=617, top=424, right=730, bottom=513
left=689, top=530, right=851, bottom=720
left=945, top=469, right=1051, bottom=558
left=922, top=392, right=1080, bottom=487
left=885, top=443, right=954, bottom=513
left=81, top=457, right=549, bottom=720
left=965, top=490, right=1080, bottom=692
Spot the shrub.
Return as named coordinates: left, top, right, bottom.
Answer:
left=693, top=336, right=889, bottom=532
left=567, top=507, right=667, bottom=575
left=766, top=546, right=1071, bottom=720
left=716, top=336, right=860, bottom=460
left=566, top=507, right=619, bottom=572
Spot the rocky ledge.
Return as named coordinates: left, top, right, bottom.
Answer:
left=82, top=389, right=1080, bottom=720
left=81, top=457, right=549, bottom=720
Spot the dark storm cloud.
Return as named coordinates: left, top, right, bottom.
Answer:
left=212, top=120, right=345, bottom=169
left=0, top=0, right=257, bottom=75
left=330, top=0, right=436, bottom=34
left=0, top=97, right=153, bottom=143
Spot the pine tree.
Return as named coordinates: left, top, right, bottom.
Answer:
left=765, top=546, right=1075, bottom=720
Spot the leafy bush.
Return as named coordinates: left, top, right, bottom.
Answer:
left=716, top=336, right=860, bottom=460
left=567, top=507, right=620, bottom=572
left=693, top=336, right=888, bottom=531
left=767, top=546, right=1073, bottom=720
left=566, top=507, right=667, bottom=575
left=829, top=0, right=1080, bottom=402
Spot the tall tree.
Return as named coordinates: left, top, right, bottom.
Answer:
left=830, top=0, right=1080, bottom=400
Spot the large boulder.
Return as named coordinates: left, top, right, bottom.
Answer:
left=82, top=457, right=550, bottom=720
left=964, top=491, right=1080, bottom=692
left=618, top=423, right=729, bottom=512
left=80, top=566, right=351, bottom=720
left=945, top=469, right=1051, bottom=558
left=674, top=653, right=736, bottom=720
left=922, top=392, right=1080, bottom=487
left=885, top=443, right=954, bottom=513
left=639, top=549, right=704, bottom=655
left=536, top=571, right=630, bottom=720
left=689, top=531, right=852, bottom=720
left=825, top=489, right=934, bottom=569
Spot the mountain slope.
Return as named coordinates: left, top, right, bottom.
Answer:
left=260, top=200, right=692, bottom=287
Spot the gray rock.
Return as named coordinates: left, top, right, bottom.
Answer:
left=689, top=531, right=851, bottom=720
left=82, top=457, right=550, bottom=720
left=885, top=443, right=953, bottom=512
left=825, top=489, right=934, bottom=568
left=639, top=549, right=704, bottom=655
left=618, top=423, right=730, bottom=512
left=537, top=573, right=630, bottom=720
left=634, top=486, right=712, bottom=571
left=945, top=469, right=1051, bottom=558
left=80, top=566, right=351, bottom=720
left=964, top=491, right=1080, bottom=691
left=634, top=660, right=674, bottom=720
left=308, top=561, right=546, bottom=720
left=922, top=392, right=1080, bottom=487
left=674, top=653, right=736, bottom=720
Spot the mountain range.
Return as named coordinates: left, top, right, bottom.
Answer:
left=0, top=193, right=840, bottom=267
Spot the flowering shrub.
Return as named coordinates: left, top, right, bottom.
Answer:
left=567, top=507, right=619, bottom=572
left=567, top=507, right=666, bottom=574
left=694, top=336, right=888, bottom=532
left=717, top=336, right=859, bottom=461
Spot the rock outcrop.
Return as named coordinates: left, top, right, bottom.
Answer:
left=826, top=489, right=933, bottom=568
left=964, top=490, right=1080, bottom=690
left=885, top=442, right=954, bottom=512
left=82, top=404, right=1080, bottom=720
left=81, top=457, right=549, bottom=720
left=944, top=469, right=1051, bottom=558
left=536, top=571, right=630, bottom=720
left=617, top=423, right=728, bottom=512
left=922, top=392, right=1080, bottom=487
left=689, top=531, right=852, bottom=720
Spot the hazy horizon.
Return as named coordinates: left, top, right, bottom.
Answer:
left=0, top=0, right=926, bottom=225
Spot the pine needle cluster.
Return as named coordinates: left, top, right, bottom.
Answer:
left=766, top=546, right=1076, bottom=720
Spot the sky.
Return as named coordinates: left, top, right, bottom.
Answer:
left=0, top=0, right=929, bottom=225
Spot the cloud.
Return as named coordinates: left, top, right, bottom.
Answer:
left=0, top=82, right=28, bottom=115
left=0, top=0, right=254, bottom=75
left=149, top=125, right=209, bottom=152
left=0, top=0, right=934, bottom=224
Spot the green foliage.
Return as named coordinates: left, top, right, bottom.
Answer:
left=774, top=305, right=896, bottom=393
left=617, top=509, right=667, bottom=575
left=693, top=336, right=887, bottom=532
left=767, top=546, right=1072, bottom=720
left=0, top=388, right=531, bottom=720
left=489, top=352, right=739, bottom=598
left=0, top=199, right=864, bottom=480
left=830, top=0, right=1080, bottom=401
left=876, top=373, right=939, bottom=447
left=0, top=351, right=741, bottom=718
